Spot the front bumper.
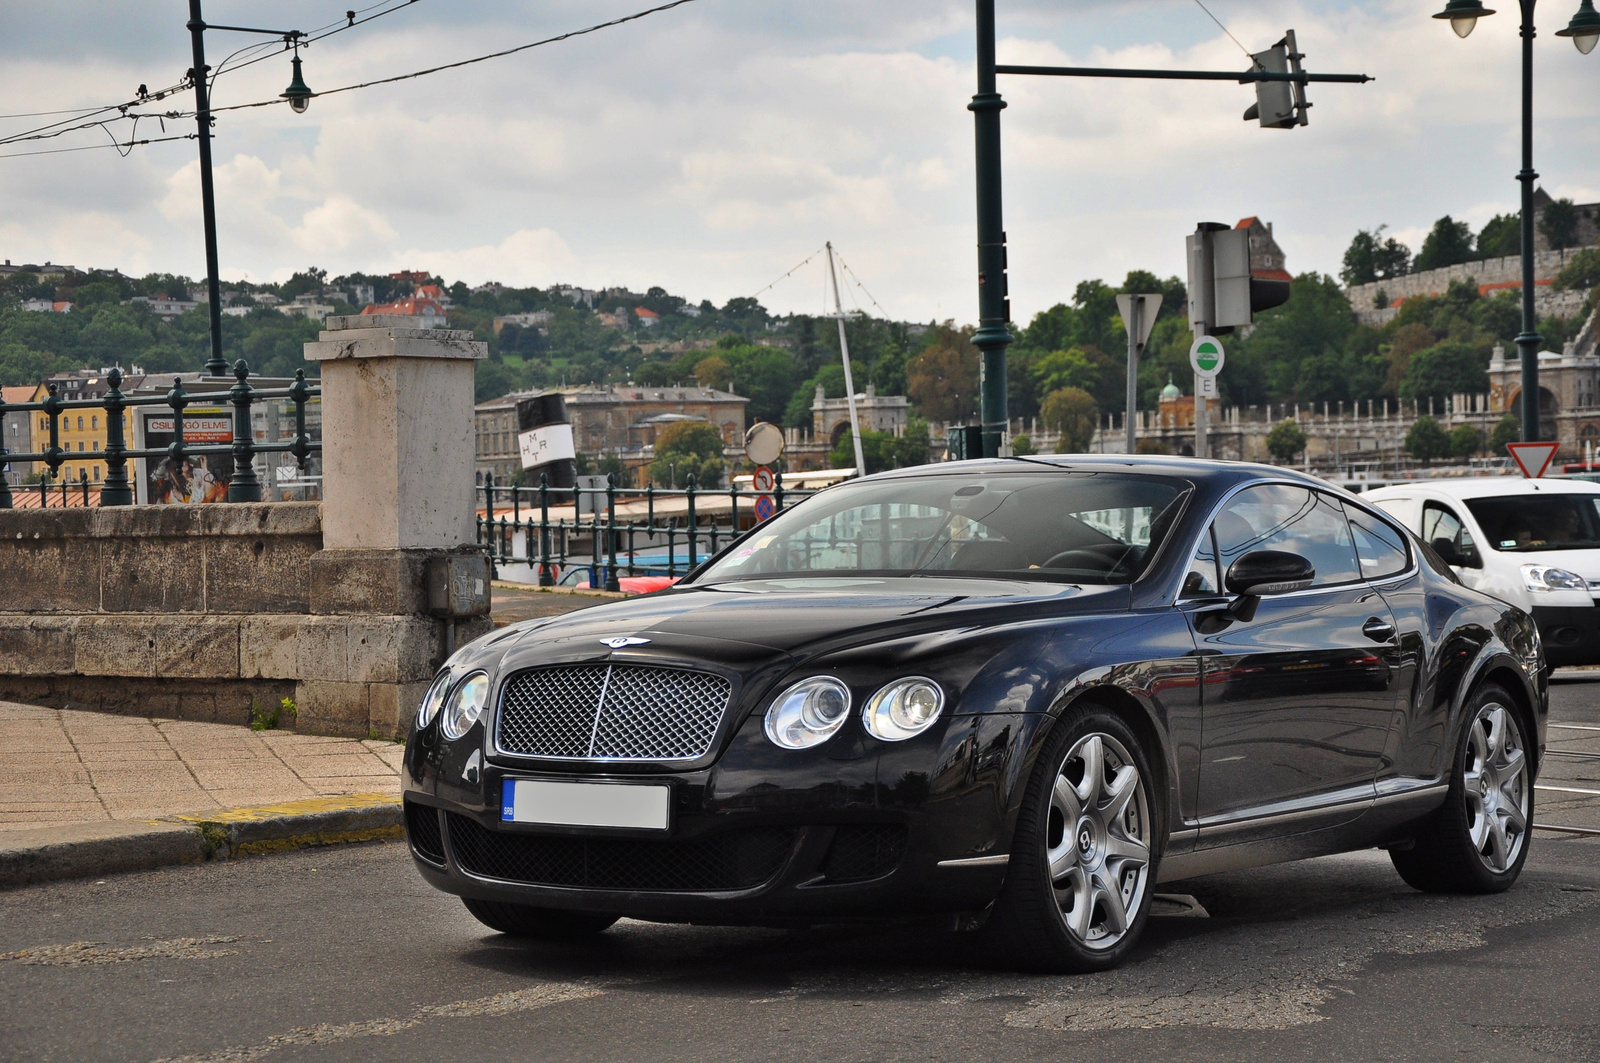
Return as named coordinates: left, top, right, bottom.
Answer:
left=402, top=711, right=1040, bottom=923
left=1529, top=604, right=1600, bottom=668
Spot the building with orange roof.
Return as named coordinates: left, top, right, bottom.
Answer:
left=634, top=307, right=660, bottom=327
left=1235, top=216, right=1291, bottom=282
left=360, top=293, right=447, bottom=327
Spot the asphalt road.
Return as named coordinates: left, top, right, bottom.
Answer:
left=7, top=677, right=1600, bottom=1063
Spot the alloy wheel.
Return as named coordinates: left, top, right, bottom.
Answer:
left=1045, top=732, right=1152, bottom=950
left=1463, top=702, right=1529, bottom=873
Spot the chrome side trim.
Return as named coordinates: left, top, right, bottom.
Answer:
left=937, top=853, right=1010, bottom=868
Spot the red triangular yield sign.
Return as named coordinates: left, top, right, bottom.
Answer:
left=1506, top=441, right=1561, bottom=479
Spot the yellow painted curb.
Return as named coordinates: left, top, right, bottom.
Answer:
left=171, top=793, right=398, bottom=825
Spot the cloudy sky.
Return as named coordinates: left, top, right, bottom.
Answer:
left=1, top=0, right=1596, bottom=324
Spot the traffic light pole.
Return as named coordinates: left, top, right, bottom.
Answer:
left=972, top=0, right=1011, bottom=459
left=975, top=12, right=1368, bottom=461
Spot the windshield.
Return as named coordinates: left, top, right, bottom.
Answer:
left=696, top=471, right=1188, bottom=585
left=1463, top=493, right=1600, bottom=552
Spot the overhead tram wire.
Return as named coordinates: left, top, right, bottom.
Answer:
left=0, top=0, right=424, bottom=146
left=174, top=0, right=703, bottom=118
left=1191, top=0, right=1254, bottom=58
left=0, top=133, right=196, bottom=161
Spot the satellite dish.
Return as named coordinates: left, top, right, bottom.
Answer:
left=745, top=421, right=784, bottom=466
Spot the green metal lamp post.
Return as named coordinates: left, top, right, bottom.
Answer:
left=185, top=1, right=309, bottom=376
left=971, top=0, right=1012, bottom=459
left=1435, top=0, right=1598, bottom=442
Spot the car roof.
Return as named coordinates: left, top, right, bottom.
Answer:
left=1364, top=476, right=1600, bottom=502
left=863, top=455, right=1323, bottom=490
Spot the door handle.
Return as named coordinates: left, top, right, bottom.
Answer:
left=1362, top=617, right=1396, bottom=642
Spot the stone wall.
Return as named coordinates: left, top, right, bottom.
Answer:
left=1345, top=247, right=1591, bottom=326
left=0, top=500, right=490, bottom=737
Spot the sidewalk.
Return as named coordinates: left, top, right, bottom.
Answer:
left=0, top=702, right=406, bottom=888
left=0, top=702, right=403, bottom=834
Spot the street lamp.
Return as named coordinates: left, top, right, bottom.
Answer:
left=281, top=48, right=313, bottom=113
left=1435, top=0, right=1597, bottom=442
left=186, top=0, right=308, bottom=375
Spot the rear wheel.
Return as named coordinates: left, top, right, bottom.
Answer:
left=461, top=898, right=619, bottom=940
left=986, top=706, right=1158, bottom=972
left=1391, top=684, right=1532, bottom=894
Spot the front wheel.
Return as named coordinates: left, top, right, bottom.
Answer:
left=1391, top=684, right=1532, bottom=894
left=985, top=706, right=1159, bottom=972
left=461, top=898, right=619, bottom=940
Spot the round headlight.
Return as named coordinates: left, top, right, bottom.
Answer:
left=416, top=671, right=452, bottom=729
left=440, top=672, right=490, bottom=741
left=764, top=677, right=852, bottom=750
left=863, top=678, right=945, bottom=741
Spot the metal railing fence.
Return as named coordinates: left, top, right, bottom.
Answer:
left=0, top=361, right=319, bottom=509
left=476, top=470, right=820, bottom=591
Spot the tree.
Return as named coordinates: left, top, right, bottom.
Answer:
left=1341, top=226, right=1411, bottom=285
left=1555, top=248, right=1600, bottom=291
left=1011, top=433, right=1035, bottom=456
left=1265, top=419, right=1308, bottom=464
left=1490, top=414, right=1521, bottom=453
left=693, top=355, right=731, bottom=389
left=1414, top=216, right=1476, bottom=272
left=1040, top=387, right=1098, bottom=453
left=1448, top=424, right=1484, bottom=459
left=1539, top=197, right=1582, bottom=250
left=647, top=420, right=726, bottom=488
left=905, top=326, right=979, bottom=423
left=1401, top=341, right=1489, bottom=404
left=1477, top=213, right=1520, bottom=259
left=1406, top=416, right=1450, bottom=463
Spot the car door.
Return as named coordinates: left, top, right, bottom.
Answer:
left=1419, top=498, right=1486, bottom=590
left=1181, top=483, right=1399, bottom=841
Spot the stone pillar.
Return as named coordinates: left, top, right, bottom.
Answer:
left=306, top=315, right=485, bottom=550
left=296, top=315, right=493, bottom=737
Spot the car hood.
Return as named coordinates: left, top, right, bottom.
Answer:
left=490, top=576, right=1126, bottom=667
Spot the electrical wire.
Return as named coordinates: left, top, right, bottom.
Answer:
left=0, top=133, right=196, bottom=160
left=832, top=249, right=889, bottom=319
left=1191, top=0, right=1253, bottom=59
left=190, top=0, right=703, bottom=116
left=750, top=246, right=826, bottom=301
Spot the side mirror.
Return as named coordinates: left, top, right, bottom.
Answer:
left=1225, top=550, right=1316, bottom=596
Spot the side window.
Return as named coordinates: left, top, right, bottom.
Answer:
left=1420, top=502, right=1480, bottom=568
left=1345, top=503, right=1410, bottom=581
left=1214, top=484, right=1362, bottom=588
left=1182, top=527, right=1219, bottom=596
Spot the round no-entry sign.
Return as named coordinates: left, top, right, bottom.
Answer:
left=1189, top=335, right=1225, bottom=377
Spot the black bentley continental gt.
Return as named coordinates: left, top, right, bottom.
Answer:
left=403, top=457, right=1547, bottom=972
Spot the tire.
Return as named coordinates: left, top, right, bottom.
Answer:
left=985, top=704, right=1160, bottom=973
left=1391, top=683, right=1533, bottom=894
left=461, top=898, right=619, bottom=940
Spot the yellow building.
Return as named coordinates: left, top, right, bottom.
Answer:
left=29, top=370, right=146, bottom=485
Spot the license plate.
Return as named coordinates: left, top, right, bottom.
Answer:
left=501, top=778, right=670, bottom=831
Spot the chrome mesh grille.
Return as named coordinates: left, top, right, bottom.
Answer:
left=497, top=664, right=733, bottom=761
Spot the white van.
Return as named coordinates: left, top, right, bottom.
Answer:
left=1364, top=476, right=1600, bottom=666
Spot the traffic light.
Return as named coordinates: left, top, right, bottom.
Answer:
left=1243, top=30, right=1310, bottom=129
left=1186, top=223, right=1292, bottom=336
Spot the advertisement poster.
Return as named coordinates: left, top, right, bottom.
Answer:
left=137, top=408, right=234, bottom=504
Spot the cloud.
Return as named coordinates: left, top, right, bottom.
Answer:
left=1, top=0, right=1595, bottom=323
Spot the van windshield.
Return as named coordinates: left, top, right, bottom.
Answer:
left=1463, top=493, right=1600, bottom=552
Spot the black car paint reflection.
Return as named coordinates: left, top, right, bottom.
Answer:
left=404, top=457, right=1546, bottom=924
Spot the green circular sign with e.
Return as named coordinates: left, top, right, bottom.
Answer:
left=1189, top=336, right=1225, bottom=376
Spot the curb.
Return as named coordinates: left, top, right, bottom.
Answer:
left=0, top=794, right=402, bottom=889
